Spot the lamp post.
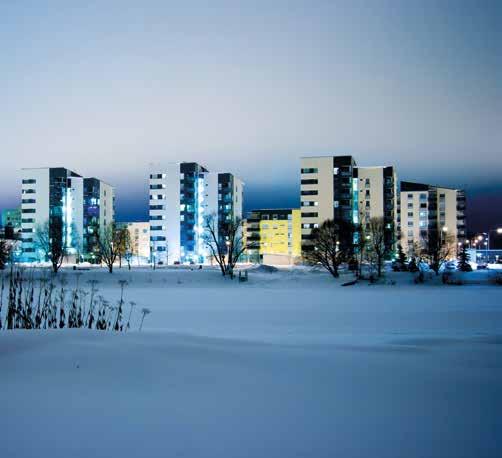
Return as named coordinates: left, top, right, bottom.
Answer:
left=440, top=226, right=448, bottom=246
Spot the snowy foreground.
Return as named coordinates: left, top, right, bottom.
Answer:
left=1, top=266, right=502, bottom=458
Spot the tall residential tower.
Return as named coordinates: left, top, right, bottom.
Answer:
left=149, top=162, right=243, bottom=265
left=20, top=167, right=114, bottom=262
left=399, top=182, right=466, bottom=256
left=300, top=155, right=397, bottom=253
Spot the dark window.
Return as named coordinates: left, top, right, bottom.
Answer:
left=22, top=199, right=36, bottom=204
left=22, top=179, right=36, bottom=184
left=301, top=212, right=318, bottom=218
left=301, top=179, right=318, bottom=185
left=150, top=236, right=166, bottom=242
left=301, top=190, right=318, bottom=196
left=22, top=218, right=34, bottom=223
left=22, top=209, right=36, bottom=214
left=301, top=168, right=318, bottom=174
left=149, top=205, right=164, bottom=210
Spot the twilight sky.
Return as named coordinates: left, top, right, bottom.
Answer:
left=1, top=0, right=501, bottom=231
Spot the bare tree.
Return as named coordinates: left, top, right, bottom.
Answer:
left=203, top=214, right=251, bottom=278
left=115, top=226, right=130, bottom=269
left=34, top=219, right=66, bottom=274
left=354, top=223, right=368, bottom=278
left=0, top=240, right=12, bottom=270
left=96, top=224, right=122, bottom=273
left=366, top=217, right=387, bottom=278
left=123, top=229, right=133, bottom=270
left=303, top=219, right=354, bottom=278
left=421, top=228, right=454, bottom=275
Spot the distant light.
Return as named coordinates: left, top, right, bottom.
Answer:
left=497, top=228, right=502, bottom=234
left=442, top=226, right=448, bottom=232
left=478, top=235, right=483, bottom=241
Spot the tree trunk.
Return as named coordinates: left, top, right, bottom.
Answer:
left=108, top=264, right=113, bottom=273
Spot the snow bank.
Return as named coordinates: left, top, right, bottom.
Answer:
left=1, top=267, right=501, bottom=458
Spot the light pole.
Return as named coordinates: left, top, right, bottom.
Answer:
left=440, top=226, right=448, bottom=246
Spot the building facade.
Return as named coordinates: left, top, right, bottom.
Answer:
left=125, top=222, right=150, bottom=262
left=399, top=181, right=466, bottom=257
left=1, top=207, right=21, bottom=238
left=20, top=167, right=114, bottom=262
left=244, top=208, right=301, bottom=265
left=83, top=177, right=115, bottom=260
left=300, top=155, right=398, bottom=253
left=149, top=162, right=243, bottom=265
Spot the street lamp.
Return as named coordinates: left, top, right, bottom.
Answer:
left=440, top=226, right=448, bottom=246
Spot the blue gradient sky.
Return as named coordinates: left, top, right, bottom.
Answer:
left=1, top=1, right=501, bottom=231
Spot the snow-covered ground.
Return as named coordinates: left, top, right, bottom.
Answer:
left=1, top=266, right=502, bottom=458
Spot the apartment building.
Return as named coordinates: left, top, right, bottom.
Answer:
left=82, top=177, right=115, bottom=260
left=125, top=222, right=150, bottom=261
left=20, top=167, right=114, bottom=262
left=1, top=208, right=21, bottom=238
left=148, top=162, right=243, bottom=265
left=300, top=155, right=397, bottom=253
left=244, top=208, right=301, bottom=265
left=399, top=181, right=466, bottom=256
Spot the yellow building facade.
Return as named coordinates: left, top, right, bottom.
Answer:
left=244, top=209, right=301, bottom=265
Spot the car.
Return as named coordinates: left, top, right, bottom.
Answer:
left=477, top=262, right=488, bottom=270
left=391, top=260, right=408, bottom=272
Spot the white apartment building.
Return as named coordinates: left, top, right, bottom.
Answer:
left=399, top=182, right=466, bottom=256
left=125, top=222, right=150, bottom=262
left=149, top=162, right=243, bottom=265
left=20, top=167, right=114, bottom=262
left=300, top=155, right=398, bottom=252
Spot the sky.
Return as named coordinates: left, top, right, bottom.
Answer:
left=1, top=0, right=501, bottom=231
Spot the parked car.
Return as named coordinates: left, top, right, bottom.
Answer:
left=392, top=260, right=408, bottom=272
